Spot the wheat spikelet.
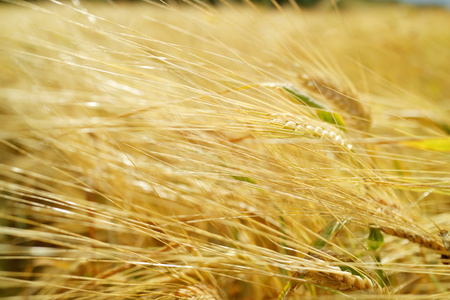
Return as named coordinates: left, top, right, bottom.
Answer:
left=279, top=254, right=382, bottom=299
left=267, top=112, right=353, bottom=150
left=299, top=251, right=380, bottom=292
left=375, top=226, right=446, bottom=252
left=299, top=267, right=377, bottom=292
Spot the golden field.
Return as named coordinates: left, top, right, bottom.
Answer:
left=1, top=1, right=449, bottom=299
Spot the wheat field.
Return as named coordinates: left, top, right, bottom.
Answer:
left=0, top=0, right=449, bottom=299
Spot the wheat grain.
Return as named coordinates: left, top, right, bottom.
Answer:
left=299, top=269, right=377, bottom=291
left=290, top=257, right=380, bottom=292
left=268, top=113, right=353, bottom=150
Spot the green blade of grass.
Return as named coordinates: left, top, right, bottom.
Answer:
left=282, top=86, right=327, bottom=110
left=231, top=175, right=256, bottom=184
left=367, top=227, right=384, bottom=251
left=281, top=86, right=346, bottom=131
left=313, top=219, right=349, bottom=250
left=367, top=226, right=387, bottom=287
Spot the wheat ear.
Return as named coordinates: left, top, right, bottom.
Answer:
left=302, top=249, right=380, bottom=291
left=279, top=265, right=379, bottom=299
left=374, top=226, right=446, bottom=252
left=298, top=268, right=377, bottom=292
left=268, top=113, right=353, bottom=150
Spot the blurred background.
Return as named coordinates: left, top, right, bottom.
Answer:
left=108, top=0, right=450, bottom=8
left=17, top=0, right=450, bottom=8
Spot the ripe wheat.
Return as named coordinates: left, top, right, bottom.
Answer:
left=1, top=0, right=450, bottom=299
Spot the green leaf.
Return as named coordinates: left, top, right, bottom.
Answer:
left=282, top=86, right=346, bottom=131
left=367, top=227, right=388, bottom=287
left=278, top=280, right=293, bottom=300
left=231, top=175, right=256, bottom=184
left=440, top=123, right=450, bottom=135
left=282, top=86, right=327, bottom=110
left=312, top=219, right=349, bottom=250
left=367, top=227, right=384, bottom=251
left=317, top=111, right=346, bottom=131
left=403, top=138, right=450, bottom=152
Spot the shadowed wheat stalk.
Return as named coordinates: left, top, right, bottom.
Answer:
left=0, top=0, right=449, bottom=299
